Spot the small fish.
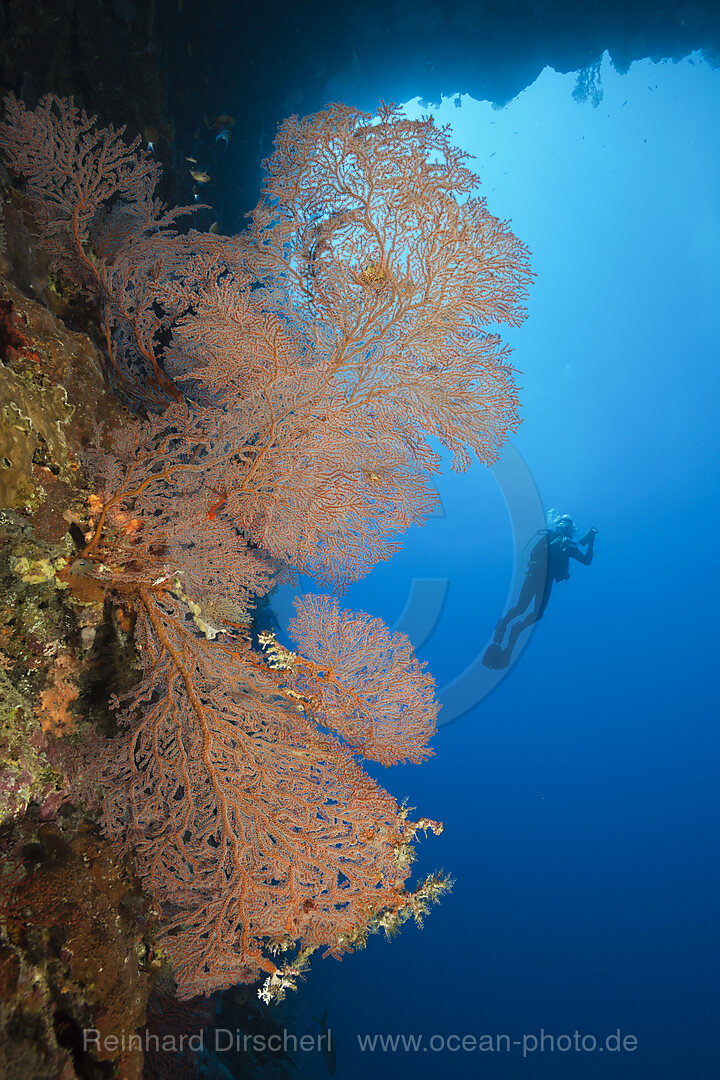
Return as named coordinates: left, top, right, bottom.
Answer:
left=185, top=156, right=198, bottom=164
left=70, top=558, right=94, bottom=577
left=211, top=113, right=235, bottom=134
left=189, top=168, right=211, bottom=184
left=144, top=125, right=159, bottom=154
left=208, top=221, right=220, bottom=234
left=212, top=114, right=235, bottom=146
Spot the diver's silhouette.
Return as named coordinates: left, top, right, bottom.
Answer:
left=483, top=513, right=597, bottom=670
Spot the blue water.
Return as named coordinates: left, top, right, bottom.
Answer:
left=263, top=53, right=720, bottom=1080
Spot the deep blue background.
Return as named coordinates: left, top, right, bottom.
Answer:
left=265, top=53, right=720, bottom=1080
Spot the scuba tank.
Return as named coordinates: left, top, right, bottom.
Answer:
left=522, top=529, right=551, bottom=566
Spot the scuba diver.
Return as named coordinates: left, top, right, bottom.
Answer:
left=482, top=511, right=597, bottom=670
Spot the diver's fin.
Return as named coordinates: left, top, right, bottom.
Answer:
left=482, top=643, right=511, bottom=670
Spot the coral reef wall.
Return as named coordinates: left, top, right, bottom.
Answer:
left=0, top=184, right=159, bottom=1080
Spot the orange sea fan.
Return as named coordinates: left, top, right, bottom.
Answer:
left=285, top=595, right=438, bottom=766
